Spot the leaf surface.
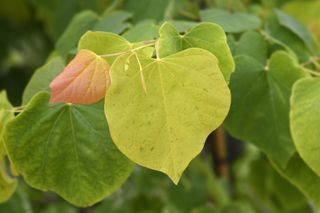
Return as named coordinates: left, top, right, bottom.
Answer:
left=50, top=49, right=110, bottom=104
left=0, top=91, right=17, bottom=203
left=105, top=48, right=230, bottom=183
left=4, top=92, right=133, bottom=207
left=23, top=56, right=65, bottom=105
left=200, top=9, right=261, bottom=33
left=158, top=22, right=234, bottom=82
left=291, top=78, right=320, bottom=176
left=225, top=52, right=308, bottom=167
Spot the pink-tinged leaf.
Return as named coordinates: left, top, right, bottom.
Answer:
left=50, top=49, right=110, bottom=104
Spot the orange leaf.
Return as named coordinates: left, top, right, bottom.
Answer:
left=50, top=49, right=110, bottom=104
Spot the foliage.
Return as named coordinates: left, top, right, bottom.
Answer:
left=0, top=0, right=320, bottom=212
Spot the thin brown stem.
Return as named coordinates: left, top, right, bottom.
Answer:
left=213, top=126, right=229, bottom=180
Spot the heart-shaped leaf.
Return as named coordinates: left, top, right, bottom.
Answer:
left=105, top=48, right=230, bottom=183
left=50, top=49, right=110, bottom=104
left=225, top=51, right=308, bottom=167
left=4, top=92, right=133, bottom=207
left=157, top=22, right=234, bottom=82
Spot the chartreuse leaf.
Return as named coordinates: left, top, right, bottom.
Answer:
left=200, top=9, right=261, bottom=33
left=50, top=49, right=110, bottom=104
left=55, top=10, right=98, bottom=56
left=291, top=78, right=320, bottom=177
left=105, top=48, right=230, bottom=184
left=22, top=56, right=65, bottom=105
left=157, top=22, right=234, bottom=82
left=4, top=92, right=133, bottom=207
left=225, top=51, right=308, bottom=168
left=0, top=91, right=17, bottom=203
left=272, top=153, right=320, bottom=209
left=78, top=31, right=132, bottom=64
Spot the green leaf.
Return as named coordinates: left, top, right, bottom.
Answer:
left=225, top=51, right=308, bottom=167
left=123, top=20, right=159, bottom=42
left=169, top=20, right=198, bottom=32
left=272, top=153, right=320, bottom=209
left=264, top=16, right=312, bottom=62
left=235, top=31, right=267, bottom=65
left=105, top=48, right=230, bottom=184
left=291, top=77, right=320, bottom=177
left=22, top=57, right=65, bottom=105
left=274, top=9, right=317, bottom=53
left=93, top=11, right=132, bottom=34
left=4, top=92, right=133, bottom=207
left=200, top=9, right=261, bottom=33
left=78, top=31, right=132, bottom=64
left=123, top=0, right=172, bottom=23
left=157, top=22, right=234, bottom=82
left=55, top=10, right=98, bottom=56
left=0, top=91, right=17, bottom=203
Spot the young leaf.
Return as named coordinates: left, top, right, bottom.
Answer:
left=224, top=51, right=309, bottom=168
left=4, top=92, right=133, bottom=207
left=105, top=48, right=230, bottom=184
left=49, top=49, right=110, bottom=104
left=23, top=56, right=65, bottom=105
left=157, top=22, right=234, bottom=82
left=200, top=9, right=261, bottom=33
left=0, top=91, right=17, bottom=203
left=291, top=78, right=320, bottom=177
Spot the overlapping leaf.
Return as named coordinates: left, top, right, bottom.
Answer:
left=50, top=49, right=110, bottom=104
left=4, top=92, right=133, bottom=207
left=157, top=22, right=234, bottom=81
left=225, top=51, right=309, bottom=167
left=291, top=78, right=320, bottom=177
left=105, top=48, right=230, bottom=183
left=23, top=56, right=65, bottom=105
left=200, top=9, right=261, bottom=33
left=0, top=91, right=17, bottom=203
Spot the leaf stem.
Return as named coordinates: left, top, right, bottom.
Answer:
left=99, top=40, right=156, bottom=58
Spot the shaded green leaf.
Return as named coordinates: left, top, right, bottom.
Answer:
left=200, top=9, right=261, bottom=33
left=274, top=9, right=317, bottom=53
left=4, top=92, right=133, bottom=207
left=235, top=31, right=267, bottom=65
left=22, top=57, right=65, bottom=105
left=93, top=11, right=132, bottom=34
left=55, top=10, right=98, bottom=56
left=225, top=52, right=308, bottom=167
left=123, top=20, right=159, bottom=42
